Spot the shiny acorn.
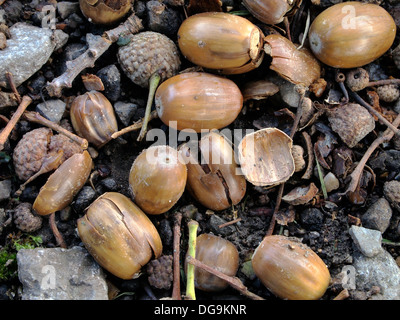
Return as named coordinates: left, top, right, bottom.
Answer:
left=129, top=145, right=187, bottom=215
left=70, top=91, right=118, bottom=148
left=252, top=235, right=331, bottom=300
left=178, top=131, right=246, bottom=211
left=79, top=0, right=132, bottom=25
left=33, top=151, right=92, bottom=216
left=177, top=12, right=264, bottom=74
left=309, top=1, right=396, bottom=68
left=77, top=192, right=163, bottom=280
left=187, top=233, right=239, bottom=292
left=243, top=0, right=301, bottom=25
left=155, top=72, right=243, bottom=132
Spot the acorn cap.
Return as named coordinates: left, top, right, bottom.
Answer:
left=117, top=31, right=181, bottom=88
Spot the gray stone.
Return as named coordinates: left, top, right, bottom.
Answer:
left=57, top=1, right=79, bottom=19
left=0, top=23, right=68, bottom=88
left=17, top=246, right=108, bottom=300
left=36, top=99, right=66, bottom=124
left=361, top=198, right=392, bottom=233
left=114, top=101, right=138, bottom=126
left=349, top=226, right=382, bottom=257
left=208, top=214, right=235, bottom=236
left=97, top=65, right=121, bottom=102
left=384, top=180, right=400, bottom=212
left=71, top=186, right=97, bottom=214
left=0, top=180, right=11, bottom=202
left=353, top=249, right=400, bottom=300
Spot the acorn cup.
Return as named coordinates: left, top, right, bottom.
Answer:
left=117, top=31, right=181, bottom=141
left=77, top=192, right=163, bottom=280
left=178, top=131, right=246, bottom=211
left=129, top=145, right=187, bottom=215
left=79, top=0, right=132, bottom=25
left=308, top=1, right=396, bottom=68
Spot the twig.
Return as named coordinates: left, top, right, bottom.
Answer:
left=218, top=218, right=242, bottom=229
left=349, top=90, right=399, bottom=136
left=336, top=71, right=349, bottom=103
left=5, top=72, right=21, bottom=104
left=46, top=14, right=143, bottom=97
left=345, top=112, right=400, bottom=194
left=171, top=212, right=182, bottom=300
left=185, top=220, right=198, bottom=300
left=301, top=131, right=314, bottom=180
left=367, top=79, right=400, bottom=87
left=111, top=110, right=158, bottom=139
left=23, top=111, right=88, bottom=149
left=0, top=95, right=32, bottom=151
left=186, top=256, right=264, bottom=300
left=49, top=212, right=67, bottom=249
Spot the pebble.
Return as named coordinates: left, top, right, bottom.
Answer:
left=71, top=186, right=97, bottom=214
left=208, top=214, right=235, bottom=236
left=17, top=246, right=108, bottom=300
left=0, top=23, right=68, bottom=88
left=383, top=180, right=400, bottom=212
left=35, top=99, right=66, bottom=124
left=349, top=225, right=383, bottom=258
left=57, top=1, right=79, bottom=19
left=146, top=1, right=182, bottom=38
left=0, top=208, right=7, bottom=235
left=369, top=150, right=400, bottom=172
left=114, top=101, right=138, bottom=126
left=323, top=172, right=340, bottom=193
left=0, top=180, right=12, bottom=202
left=361, top=198, right=392, bottom=233
left=97, top=65, right=121, bottom=102
left=300, top=208, right=324, bottom=231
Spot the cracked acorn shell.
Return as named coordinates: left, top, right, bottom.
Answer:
left=129, top=145, right=187, bottom=215
left=70, top=91, right=118, bottom=148
left=178, top=131, right=246, bottom=211
left=155, top=72, right=243, bottom=132
left=252, top=235, right=331, bottom=300
left=33, top=151, right=92, bottom=216
left=177, top=12, right=264, bottom=74
left=308, top=1, right=396, bottom=68
left=238, top=128, right=295, bottom=187
left=77, top=192, right=163, bottom=280
left=186, top=233, right=239, bottom=292
left=243, top=0, right=301, bottom=25
left=79, top=0, right=132, bottom=25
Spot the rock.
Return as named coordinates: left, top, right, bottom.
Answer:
left=146, top=1, right=182, bottom=38
left=323, top=172, right=340, bottom=193
left=0, top=208, right=7, bottom=235
left=349, top=225, right=382, bottom=258
left=0, top=23, right=68, bottom=88
left=353, top=249, right=400, bottom=300
left=71, top=186, right=97, bottom=214
left=208, top=214, right=235, bottom=236
left=0, top=180, right=11, bottom=202
left=361, top=198, right=392, bottom=233
left=114, top=101, right=138, bottom=126
left=35, top=99, right=66, bottom=124
left=300, top=208, right=324, bottom=231
left=369, top=150, right=400, bottom=172
left=383, top=180, right=400, bottom=212
left=17, top=246, right=108, bottom=300
left=97, top=65, right=121, bottom=102
left=57, top=1, right=79, bottom=19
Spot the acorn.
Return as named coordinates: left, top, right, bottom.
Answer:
left=252, top=235, right=331, bottom=300
left=177, top=12, right=264, bottom=74
left=264, top=34, right=321, bottom=87
left=155, top=72, right=243, bottom=132
left=376, top=84, right=400, bottom=103
left=129, top=145, right=187, bottom=215
left=238, top=128, right=295, bottom=187
left=178, top=131, right=246, bottom=211
left=117, top=31, right=181, bottom=140
left=70, top=91, right=118, bottom=148
left=79, top=0, right=132, bottom=25
left=77, top=192, right=163, bottom=280
left=33, top=151, right=92, bottom=216
left=309, top=2, right=396, bottom=68
left=187, top=233, right=239, bottom=292
left=243, top=0, right=301, bottom=25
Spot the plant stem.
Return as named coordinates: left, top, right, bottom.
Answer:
left=185, top=219, right=198, bottom=300
left=111, top=110, right=158, bottom=139
left=137, top=73, right=161, bottom=142
left=171, top=212, right=182, bottom=300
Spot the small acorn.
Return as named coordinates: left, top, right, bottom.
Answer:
left=13, top=202, right=42, bottom=233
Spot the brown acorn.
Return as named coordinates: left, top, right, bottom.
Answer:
left=243, top=0, right=301, bottom=25
left=79, top=0, right=132, bottom=25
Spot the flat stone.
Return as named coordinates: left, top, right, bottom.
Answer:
left=361, top=198, right=392, bottom=233
left=36, top=99, right=66, bottom=123
left=349, top=225, right=383, bottom=258
left=57, top=1, right=79, bottom=19
left=17, top=246, right=108, bottom=300
left=114, top=101, right=138, bottom=126
left=0, top=180, right=11, bottom=202
left=0, top=23, right=68, bottom=88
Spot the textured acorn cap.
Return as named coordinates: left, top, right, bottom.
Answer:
left=13, top=202, right=42, bottom=232
left=117, top=31, right=181, bottom=88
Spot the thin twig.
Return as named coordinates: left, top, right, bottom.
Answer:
left=218, top=218, right=242, bottom=229
left=367, top=79, right=400, bottom=87
left=49, top=212, right=67, bottom=249
left=5, top=72, right=21, bottom=104
left=186, top=256, right=264, bottom=300
left=23, top=111, right=88, bottom=149
left=111, top=110, right=158, bottom=139
left=171, top=212, right=182, bottom=300
left=0, top=95, right=32, bottom=151
left=345, top=112, right=400, bottom=194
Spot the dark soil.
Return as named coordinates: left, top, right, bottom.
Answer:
left=1, top=0, right=400, bottom=301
